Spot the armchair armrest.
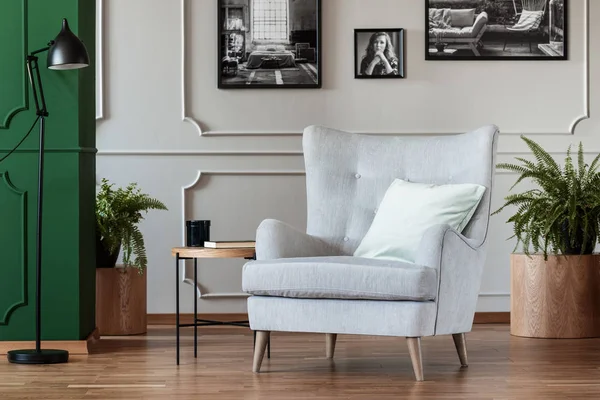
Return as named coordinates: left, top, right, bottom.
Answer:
left=255, top=219, right=336, bottom=260
left=415, top=224, right=487, bottom=336
left=471, top=12, right=488, bottom=36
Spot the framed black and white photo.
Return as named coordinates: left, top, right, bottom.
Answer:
left=354, top=29, right=405, bottom=79
left=218, top=0, right=321, bottom=89
left=426, top=0, right=567, bottom=61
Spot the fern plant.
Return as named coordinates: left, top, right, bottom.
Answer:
left=96, top=178, right=168, bottom=273
left=493, top=136, right=600, bottom=259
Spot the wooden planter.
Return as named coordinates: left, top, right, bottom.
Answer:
left=511, top=254, right=600, bottom=338
left=96, top=267, right=147, bottom=335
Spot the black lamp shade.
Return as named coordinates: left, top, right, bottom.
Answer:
left=47, top=19, right=90, bottom=70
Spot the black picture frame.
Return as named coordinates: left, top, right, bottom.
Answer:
left=217, top=0, right=322, bottom=89
left=354, top=28, right=405, bottom=79
left=425, top=0, right=568, bottom=61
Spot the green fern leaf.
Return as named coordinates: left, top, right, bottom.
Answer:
left=493, top=136, right=600, bottom=258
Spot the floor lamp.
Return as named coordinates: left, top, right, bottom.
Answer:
left=7, top=18, right=90, bottom=365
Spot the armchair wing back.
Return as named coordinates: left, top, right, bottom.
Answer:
left=303, top=124, right=499, bottom=255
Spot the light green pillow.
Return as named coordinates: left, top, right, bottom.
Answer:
left=353, top=179, right=486, bottom=263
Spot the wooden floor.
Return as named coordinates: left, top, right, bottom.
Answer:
left=2, top=324, right=600, bottom=399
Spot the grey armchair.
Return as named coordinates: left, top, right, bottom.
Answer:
left=242, top=125, right=499, bottom=381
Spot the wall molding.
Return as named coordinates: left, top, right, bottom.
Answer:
left=94, top=150, right=534, bottom=177
left=148, top=312, right=510, bottom=325
left=570, top=0, right=591, bottom=135
left=181, top=0, right=590, bottom=137
left=97, top=150, right=303, bottom=156
left=96, top=0, right=104, bottom=120
left=181, top=0, right=202, bottom=134
left=479, top=292, right=510, bottom=297
left=473, top=312, right=510, bottom=324
left=96, top=150, right=600, bottom=157
left=0, top=172, right=27, bottom=326
left=0, top=0, right=28, bottom=130
left=93, top=148, right=526, bottom=178
left=180, top=170, right=306, bottom=298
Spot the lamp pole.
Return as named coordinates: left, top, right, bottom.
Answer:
left=7, top=18, right=89, bottom=365
left=27, top=50, right=49, bottom=357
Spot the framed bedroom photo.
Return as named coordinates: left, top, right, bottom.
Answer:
left=425, top=0, right=567, bottom=61
left=218, top=0, right=322, bottom=89
left=354, top=29, right=405, bottom=79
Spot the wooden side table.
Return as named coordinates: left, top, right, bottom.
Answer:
left=171, top=247, right=269, bottom=365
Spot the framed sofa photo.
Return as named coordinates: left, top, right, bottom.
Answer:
left=425, top=0, right=568, bottom=61
left=354, top=29, right=405, bottom=79
left=218, top=0, right=322, bottom=89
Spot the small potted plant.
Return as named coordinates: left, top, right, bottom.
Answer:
left=494, top=136, right=600, bottom=339
left=95, top=178, right=168, bottom=335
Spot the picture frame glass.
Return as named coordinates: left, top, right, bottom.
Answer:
left=218, top=0, right=321, bottom=88
left=354, top=29, right=405, bottom=79
left=425, top=0, right=567, bottom=60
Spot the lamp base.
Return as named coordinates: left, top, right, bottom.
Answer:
left=7, top=349, right=69, bottom=364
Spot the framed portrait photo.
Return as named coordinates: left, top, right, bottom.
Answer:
left=354, top=29, right=405, bottom=79
left=425, top=0, right=568, bottom=61
left=218, top=0, right=322, bottom=89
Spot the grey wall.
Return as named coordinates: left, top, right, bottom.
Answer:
left=96, top=0, right=599, bottom=314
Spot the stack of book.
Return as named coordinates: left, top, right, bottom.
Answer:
left=203, top=240, right=255, bottom=249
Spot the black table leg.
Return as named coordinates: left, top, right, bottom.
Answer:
left=176, top=253, right=180, bottom=365
left=194, top=258, right=198, bottom=358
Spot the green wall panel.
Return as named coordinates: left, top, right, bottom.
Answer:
left=79, top=154, right=96, bottom=336
left=75, top=0, right=98, bottom=340
left=0, top=172, right=27, bottom=325
left=0, top=0, right=28, bottom=129
left=0, top=0, right=96, bottom=341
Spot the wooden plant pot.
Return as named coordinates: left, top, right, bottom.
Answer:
left=511, top=254, right=600, bottom=338
left=96, top=267, right=147, bottom=335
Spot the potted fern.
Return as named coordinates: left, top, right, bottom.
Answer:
left=95, top=178, right=168, bottom=335
left=494, top=136, right=600, bottom=339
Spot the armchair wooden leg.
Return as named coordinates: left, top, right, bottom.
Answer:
left=469, top=42, right=481, bottom=56
left=452, top=333, right=469, bottom=367
left=326, top=334, right=337, bottom=359
left=406, top=337, right=424, bottom=382
left=253, top=331, right=270, bottom=373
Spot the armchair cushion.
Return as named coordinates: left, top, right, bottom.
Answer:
left=450, top=8, right=475, bottom=27
left=242, top=256, right=437, bottom=301
left=428, top=11, right=488, bottom=39
left=508, top=10, right=544, bottom=31
left=429, top=8, right=452, bottom=29
left=353, top=179, right=485, bottom=263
